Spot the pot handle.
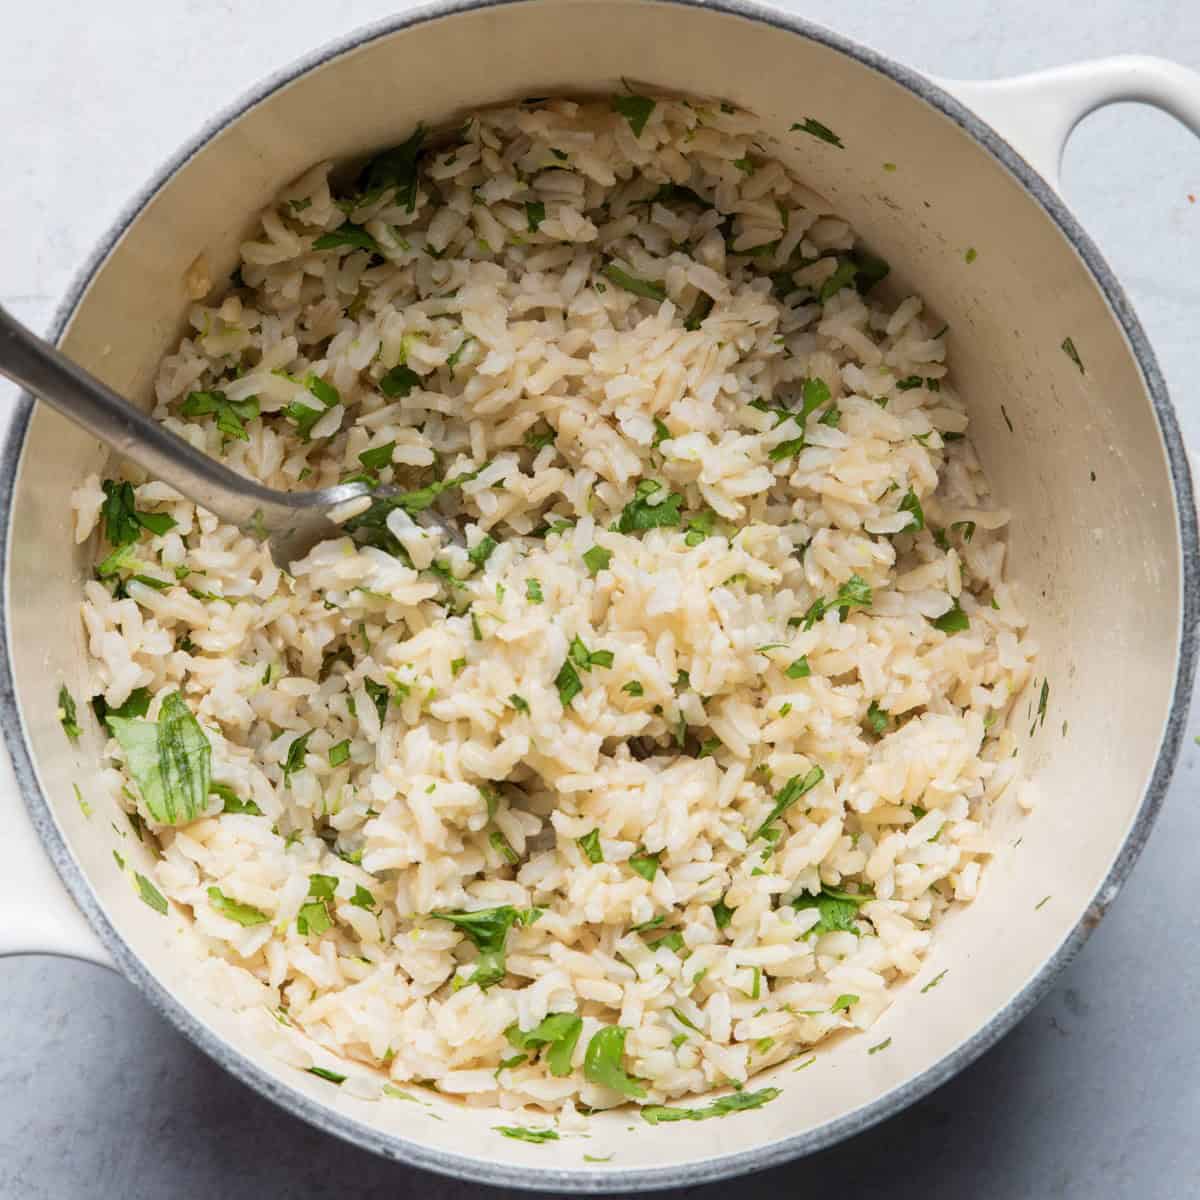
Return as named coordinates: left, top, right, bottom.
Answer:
left=0, top=742, right=114, bottom=967
left=935, top=55, right=1200, bottom=192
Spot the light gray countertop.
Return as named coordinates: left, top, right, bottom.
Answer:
left=2, top=2, right=1199, bottom=1196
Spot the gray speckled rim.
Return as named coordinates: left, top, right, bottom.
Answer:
left=1, top=0, right=1196, bottom=1191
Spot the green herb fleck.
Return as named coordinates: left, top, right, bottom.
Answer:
left=495, top=1126, right=559, bottom=1143
left=135, top=873, right=168, bottom=915
left=641, top=1087, right=781, bottom=1124
left=583, top=1026, right=646, bottom=1098
left=753, top=766, right=823, bottom=842
left=920, top=969, right=948, bottom=994
left=58, top=685, right=82, bottom=742
left=109, top=693, right=211, bottom=826
left=790, top=118, right=843, bottom=148
left=932, top=602, right=969, bottom=634
left=578, top=829, right=604, bottom=863
left=208, top=886, right=270, bottom=926
left=1062, top=337, right=1084, bottom=373
left=602, top=262, right=666, bottom=302
left=613, top=94, right=656, bottom=138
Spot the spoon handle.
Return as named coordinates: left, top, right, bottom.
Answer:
left=0, top=303, right=293, bottom=530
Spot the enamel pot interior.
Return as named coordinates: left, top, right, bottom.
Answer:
left=2, top=0, right=1194, bottom=1188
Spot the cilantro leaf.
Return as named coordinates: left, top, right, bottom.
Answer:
left=613, top=94, right=656, bottom=138
left=790, top=885, right=870, bottom=935
left=109, top=692, right=211, bottom=826
left=555, top=659, right=583, bottom=707
left=898, top=488, right=925, bottom=532
left=629, top=850, right=660, bottom=881
left=683, top=509, right=716, bottom=546
left=602, top=262, right=666, bottom=302
left=864, top=701, right=889, bottom=736
left=932, top=601, right=969, bottom=634
left=577, top=829, right=603, bottom=863
left=208, top=886, right=270, bottom=926
left=379, top=364, right=422, bottom=398
left=57, top=685, right=81, bottom=741
left=181, top=390, right=259, bottom=441
left=468, top=536, right=498, bottom=568
left=92, top=687, right=152, bottom=729
left=583, top=1026, right=646, bottom=1098
left=525, top=200, right=546, bottom=232
left=752, top=765, right=824, bottom=841
left=283, top=731, right=311, bottom=781
left=617, top=480, right=683, bottom=533
left=100, top=479, right=141, bottom=548
left=358, top=125, right=425, bottom=210
left=790, top=118, right=844, bottom=148
left=135, top=873, right=168, bottom=914
left=358, top=441, right=395, bottom=471
left=431, top=905, right=530, bottom=990
left=312, top=223, right=380, bottom=254
left=582, top=545, right=612, bottom=576
left=211, top=782, right=262, bottom=815
left=641, top=1087, right=781, bottom=1124
left=506, top=1012, right=583, bottom=1077
left=495, top=1126, right=559, bottom=1143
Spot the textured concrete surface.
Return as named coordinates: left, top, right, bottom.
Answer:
left=2, top=2, right=1199, bottom=1196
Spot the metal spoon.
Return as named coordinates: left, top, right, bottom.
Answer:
left=0, top=304, right=457, bottom=568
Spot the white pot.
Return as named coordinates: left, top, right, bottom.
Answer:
left=2, top=1, right=1198, bottom=1189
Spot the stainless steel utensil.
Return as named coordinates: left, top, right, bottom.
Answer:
left=0, top=303, right=454, bottom=567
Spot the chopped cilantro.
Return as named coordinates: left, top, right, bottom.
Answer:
left=785, top=657, right=811, bottom=679
left=583, top=1026, right=646, bottom=1098
left=629, top=850, right=660, bottom=881
left=578, top=829, right=604, bottom=863
left=613, top=94, right=656, bottom=138
left=932, top=602, right=969, bottom=634
left=602, top=262, right=666, bottom=301
left=208, top=886, right=270, bottom=926
left=181, top=390, right=260, bottom=441
left=509, top=694, right=530, bottom=714
left=643, top=1089, right=782, bottom=1123
left=622, top=680, right=644, bottom=697
left=378, top=364, right=422, bottom=398
left=752, top=765, right=824, bottom=841
left=790, top=885, right=870, bottom=936
left=312, top=223, right=380, bottom=254
left=57, top=685, right=81, bottom=742
left=506, top=1012, right=583, bottom=1077
left=135, top=873, right=168, bottom=915
left=525, top=200, right=547, bottom=232
left=583, top=545, right=612, bottom=576
left=526, top=578, right=544, bottom=604
left=109, top=692, right=211, bottom=826
left=358, top=441, right=395, bottom=471
left=496, top=1126, right=559, bottom=1143
left=790, top=118, right=844, bottom=148
left=898, top=488, right=925, bottom=532
left=617, top=479, right=683, bottom=532
left=865, top=701, right=889, bottom=736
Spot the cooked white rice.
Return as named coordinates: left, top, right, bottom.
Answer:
left=72, top=95, right=1037, bottom=1117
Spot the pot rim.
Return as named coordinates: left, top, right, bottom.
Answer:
left=2, top=0, right=1196, bottom=1190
